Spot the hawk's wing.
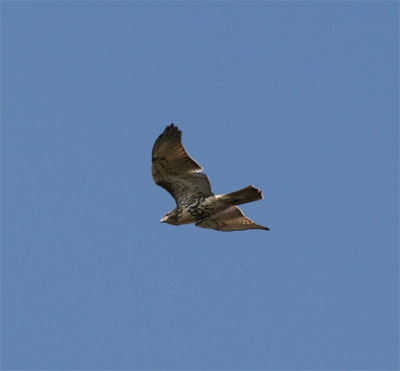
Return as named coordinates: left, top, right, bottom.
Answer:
left=195, top=206, right=269, bottom=231
left=152, top=124, right=213, bottom=205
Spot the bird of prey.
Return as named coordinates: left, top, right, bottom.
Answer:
left=152, top=124, right=269, bottom=232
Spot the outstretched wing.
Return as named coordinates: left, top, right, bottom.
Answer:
left=152, top=124, right=213, bottom=205
left=195, top=206, right=269, bottom=231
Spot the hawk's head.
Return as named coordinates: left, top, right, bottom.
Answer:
left=160, top=210, right=179, bottom=225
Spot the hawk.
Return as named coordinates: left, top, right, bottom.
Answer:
left=152, top=124, right=270, bottom=232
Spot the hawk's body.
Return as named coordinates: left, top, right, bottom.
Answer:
left=152, top=124, right=269, bottom=231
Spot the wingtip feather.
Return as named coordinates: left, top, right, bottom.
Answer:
left=164, top=123, right=181, bottom=138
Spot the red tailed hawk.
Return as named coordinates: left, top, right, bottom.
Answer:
left=152, top=124, right=269, bottom=232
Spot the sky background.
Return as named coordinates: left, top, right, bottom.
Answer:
left=1, top=1, right=398, bottom=370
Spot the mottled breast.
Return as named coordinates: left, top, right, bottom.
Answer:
left=176, top=196, right=220, bottom=225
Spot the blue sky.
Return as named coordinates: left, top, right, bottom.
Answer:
left=2, top=1, right=398, bottom=370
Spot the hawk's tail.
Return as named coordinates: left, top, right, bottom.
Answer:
left=219, top=186, right=263, bottom=206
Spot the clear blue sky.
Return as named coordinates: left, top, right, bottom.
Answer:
left=2, top=1, right=398, bottom=370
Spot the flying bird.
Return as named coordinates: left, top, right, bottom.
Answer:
left=152, top=124, right=269, bottom=231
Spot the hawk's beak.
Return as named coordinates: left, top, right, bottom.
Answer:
left=160, top=216, right=168, bottom=223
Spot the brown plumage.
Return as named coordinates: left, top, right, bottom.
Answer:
left=152, top=124, right=269, bottom=231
